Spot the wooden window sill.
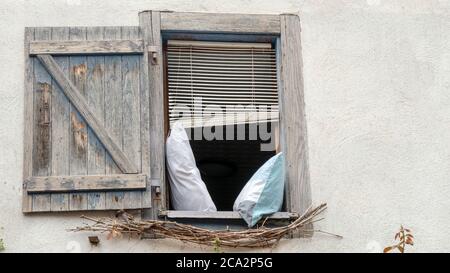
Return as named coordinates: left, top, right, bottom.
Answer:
left=159, top=210, right=298, bottom=220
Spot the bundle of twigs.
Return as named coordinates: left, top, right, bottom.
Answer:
left=71, top=203, right=335, bottom=248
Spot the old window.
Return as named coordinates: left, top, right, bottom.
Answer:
left=156, top=12, right=311, bottom=229
left=23, top=11, right=310, bottom=235
left=166, top=40, right=279, bottom=210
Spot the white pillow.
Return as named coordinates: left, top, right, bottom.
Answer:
left=166, top=122, right=217, bottom=212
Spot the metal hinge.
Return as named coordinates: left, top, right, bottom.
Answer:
left=147, top=46, right=158, bottom=65
left=149, top=178, right=161, bottom=199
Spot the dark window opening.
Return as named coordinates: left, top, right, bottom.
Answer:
left=190, top=123, right=276, bottom=211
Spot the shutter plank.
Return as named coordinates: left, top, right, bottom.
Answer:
left=86, top=27, right=107, bottom=210
left=139, top=13, right=153, bottom=210
left=23, top=27, right=34, bottom=212
left=104, top=27, right=125, bottom=209
left=68, top=27, right=88, bottom=211
left=121, top=26, right=142, bottom=209
left=32, top=28, right=52, bottom=212
left=50, top=27, right=70, bottom=211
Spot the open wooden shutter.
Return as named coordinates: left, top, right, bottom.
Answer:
left=23, top=26, right=152, bottom=212
left=167, top=40, right=278, bottom=128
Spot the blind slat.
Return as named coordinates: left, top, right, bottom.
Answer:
left=168, top=58, right=276, bottom=64
left=168, top=47, right=275, bottom=53
left=169, top=86, right=276, bottom=91
left=168, top=70, right=277, bottom=75
left=169, top=64, right=276, bottom=68
left=169, top=93, right=279, bottom=98
left=168, top=75, right=276, bottom=81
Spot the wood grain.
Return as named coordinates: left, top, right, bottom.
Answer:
left=30, top=39, right=144, bottom=55
left=161, top=12, right=280, bottom=34
left=151, top=11, right=167, bottom=214
left=140, top=11, right=165, bottom=219
left=36, top=54, right=137, bottom=174
left=279, top=15, right=312, bottom=237
left=104, top=26, right=125, bottom=209
left=139, top=12, right=153, bottom=210
left=24, top=26, right=151, bottom=212
left=50, top=27, right=70, bottom=211
left=22, top=27, right=34, bottom=213
left=67, top=27, right=89, bottom=210
left=163, top=211, right=298, bottom=220
left=32, top=27, right=52, bottom=212
left=26, top=174, right=146, bottom=193
left=86, top=27, right=107, bottom=210
left=121, top=26, right=143, bottom=209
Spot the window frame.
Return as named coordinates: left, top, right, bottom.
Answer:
left=139, top=11, right=311, bottom=228
left=162, top=33, right=286, bottom=219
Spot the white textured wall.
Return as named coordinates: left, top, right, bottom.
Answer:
left=1, top=0, right=449, bottom=253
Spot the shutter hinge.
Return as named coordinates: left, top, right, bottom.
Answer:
left=150, top=178, right=161, bottom=198
left=147, top=46, right=159, bottom=65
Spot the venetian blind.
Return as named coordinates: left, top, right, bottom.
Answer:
left=167, top=40, right=279, bottom=128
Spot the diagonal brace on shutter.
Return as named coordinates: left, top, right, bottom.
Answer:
left=36, top=54, right=138, bottom=174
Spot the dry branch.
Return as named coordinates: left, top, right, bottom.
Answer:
left=71, top=203, right=335, bottom=248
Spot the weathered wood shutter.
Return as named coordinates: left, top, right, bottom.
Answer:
left=23, top=26, right=153, bottom=212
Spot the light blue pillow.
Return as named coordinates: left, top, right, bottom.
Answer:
left=233, top=153, right=285, bottom=227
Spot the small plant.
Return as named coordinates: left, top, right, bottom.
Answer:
left=213, top=237, right=222, bottom=253
left=383, top=225, right=414, bottom=253
left=0, top=227, right=5, bottom=251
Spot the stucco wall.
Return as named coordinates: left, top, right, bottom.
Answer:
left=1, top=0, right=449, bottom=253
